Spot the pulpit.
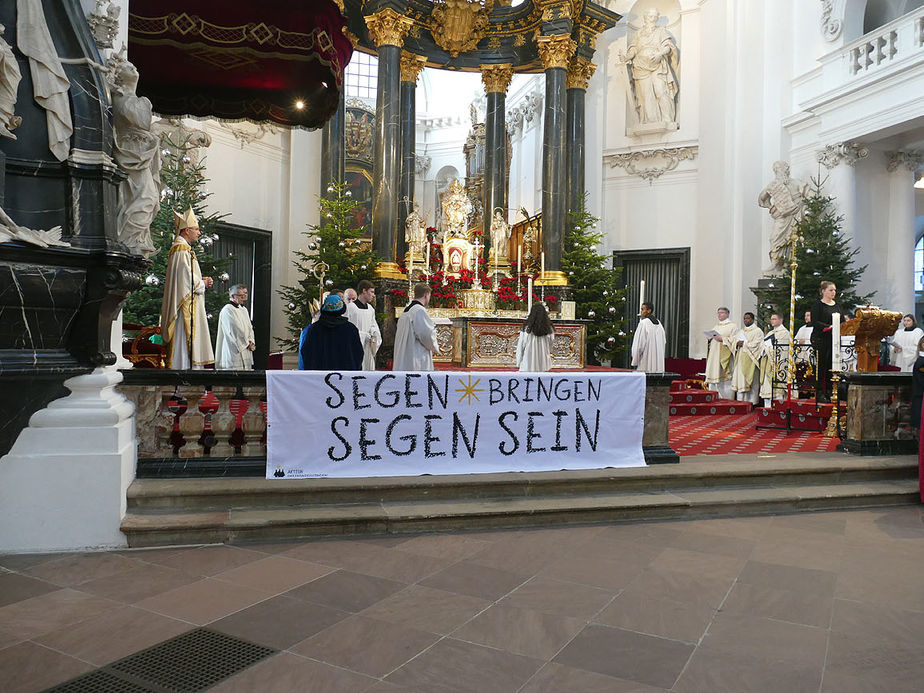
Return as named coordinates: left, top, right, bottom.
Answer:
left=840, top=308, right=901, bottom=372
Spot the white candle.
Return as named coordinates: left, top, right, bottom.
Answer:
left=425, top=236, right=430, bottom=274
left=409, top=253, right=414, bottom=280
left=517, top=244, right=522, bottom=272
left=831, top=313, right=841, bottom=371
left=541, top=252, right=545, bottom=281
left=527, top=277, right=533, bottom=313
left=639, top=279, right=645, bottom=311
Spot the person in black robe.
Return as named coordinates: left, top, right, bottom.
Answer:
left=810, top=280, right=846, bottom=403
left=910, top=336, right=924, bottom=430
left=300, top=294, right=363, bottom=371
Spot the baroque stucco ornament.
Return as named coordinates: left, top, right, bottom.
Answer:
left=820, top=0, right=845, bottom=42
left=430, top=1, right=491, bottom=58
left=604, top=146, right=698, bottom=182
left=885, top=150, right=923, bottom=172
left=364, top=8, right=414, bottom=48
left=817, top=142, right=869, bottom=169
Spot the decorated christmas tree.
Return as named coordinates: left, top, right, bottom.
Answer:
left=561, top=199, right=628, bottom=364
left=277, top=182, right=378, bottom=350
left=754, top=178, right=873, bottom=327
left=122, top=133, right=228, bottom=339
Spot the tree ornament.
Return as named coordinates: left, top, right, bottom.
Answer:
left=308, top=242, right=317, bottom=250
left=345, top=190, right=352, bottom=197
left=608, top=306, right=616, bottom=314
left=219, top=272, right=230, bottom=282
left=288, top=302, right=296, bottom=309
left=325, top=279, right=334, bottom=287
left=338, top=241, right=345, bottom=248
left=607, top=336, right=616, bottom=346
left=587, top=310, right=596, bottom=318
left=145, top=274, right=159, bottom=286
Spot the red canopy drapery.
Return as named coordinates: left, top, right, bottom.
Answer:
left=128, top=1, right=352, bottom=129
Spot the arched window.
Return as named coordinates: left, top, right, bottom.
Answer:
left=344, top=52, right=378, bottom=100
left=863, top=0, right=924, bottom=34
left=915, top=234, right=924, bottom=292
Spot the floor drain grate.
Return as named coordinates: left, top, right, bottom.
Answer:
left=45, top=628, right=277, bottom=693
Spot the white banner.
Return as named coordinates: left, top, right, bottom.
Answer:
left=266, top=370, right=646, bottom=479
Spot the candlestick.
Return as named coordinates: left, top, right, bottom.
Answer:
left=831, top=312, right=841, bottom=371
left=527, top=277, right=533, bottom=314
left=639, top=279, right=645, bottom=312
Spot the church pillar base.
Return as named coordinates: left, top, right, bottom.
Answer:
left=536, top=270, right=569, bottom=286
left=374, top=261, right=405, bottom=280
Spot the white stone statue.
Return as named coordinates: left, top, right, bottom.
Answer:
left=619, top=8, right=679, bottom=130
left=490, top=208, right=510, bottom=262
left=404, top=202, right=426, bottom=257
left=17, top=0, right=73, bottom=161
left=758, top=161, right=808, bottom=268
left=110, top=53, right=160, bottom=258
left=0, top=205, right=69, bottom=248
left=0, top=24, right=22, bottom=140
left=441, top=179, right=472, bottom=239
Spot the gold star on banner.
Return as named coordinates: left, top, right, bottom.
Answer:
left=455, top=375, right=483, bottom=404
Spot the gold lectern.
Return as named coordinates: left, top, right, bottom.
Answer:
left=839, top=308, right=902, bottom=372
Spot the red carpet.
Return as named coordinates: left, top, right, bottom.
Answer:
left=670, top=412, right=839, bottom=456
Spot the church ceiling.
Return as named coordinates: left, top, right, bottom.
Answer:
left=343, top=1, right=619, bottom=72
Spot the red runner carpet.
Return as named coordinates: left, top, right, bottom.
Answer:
left=670, top=412, right=839, bottom=456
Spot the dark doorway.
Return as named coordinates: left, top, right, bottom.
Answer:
left=212, top=222, right=272, bottom=369
left=613, top=247, right=691, bottom=360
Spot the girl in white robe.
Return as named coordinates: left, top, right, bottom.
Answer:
left=889, top=314, right=924, bottom=372
left=516, top=303, right=555, bottom=372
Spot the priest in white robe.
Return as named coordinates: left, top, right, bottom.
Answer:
left=732, top=312, right=765, bottom=403
left=631, top=302, right=666, bottom=373
left=160, top=208, right=214, bottom=369
left=760, top=313, right=792, bottom=404
left=393, top=283, right=439, bottom=371
left=704, top=307, right=738, bottom=399
left=215, top=284, right=255, bottom=370
left=888, top=314, right=924, bottom=372
left=346, top=279, right=381, bottom=371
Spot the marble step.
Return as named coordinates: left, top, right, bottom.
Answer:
left=120, top=479, right=920, bottom=547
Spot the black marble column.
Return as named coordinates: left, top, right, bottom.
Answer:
left=542, top=66, right=567, bottom=274
left=566, top=85, right=585, bottom=218
left=320, top=88, right=345, bottom=196
left=397, top=77, right=416, bottom=261
left=372, top=43, right=402, bottom=275
left=484, top=90, right=506, bottom=251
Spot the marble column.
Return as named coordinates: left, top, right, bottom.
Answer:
left=566, top=57, right=596, bottom=219
left=398, top=52, right=427, bottom=263
left=537, top=35, right=576, bottom=286
left=481, top=64, right=514, bottom=262
left=816, top=141, right=869, bottom=244
left=365, top=9, right=413, bottom=278
left=320, top=87, right=345, bottom=196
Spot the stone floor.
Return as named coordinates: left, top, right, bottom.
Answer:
left=1, top=505, right=923, bottom=692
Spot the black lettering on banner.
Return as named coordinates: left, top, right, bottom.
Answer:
left=575, top=407, right=601, bottom=452
left=404, top=374, right=423, bottom=408
left=574, top=379, right=585, bottom=402
left=385, top=414, right=416, bottom=455
left=497, top=411, right=520, bottom=455
left=554, top=378, right=571, bottom=401
left=507, top=379, right=521, bottom=403
left=359, top=418, right=381, bottom=460
left=352, top=376, right=370, bottom=410
left=523, top=377, right=534, bottom=402
left=325, top=372, right=345, bottom=408
left=452, top=412, right=480, bottom=458
left=328, top=416, right=351, bottom=460
left=374, top=374, right=400, bottom=407
left=424, top=414, right=445, bottom=457
left=587, top=379, right=602, bottom=402
left=428, top=375, right=449, bottom=410
left=551, top=410, right=568, bottom=451
left=526, top=411, right=545, bottom=453
left=489, top=379, right=504, bottom=405
left=536, top=378, right=552, bottom=402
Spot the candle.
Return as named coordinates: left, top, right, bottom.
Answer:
left=541, top=252, right=545, bottom=281
left=831, top=313, right=841, bottom=371
left=527, top=277, right=533, bottom=313
left=639, top=279, right=645, bottom=312
left=517, top=244, right=522, bottom=272
left=425, top=236, right=430, bottom=274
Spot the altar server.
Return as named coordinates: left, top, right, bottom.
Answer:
left=630, top=301, right=666, bottom=373
left=393, top=283, right=439, bottom=371
left=300, top=294, right=363, bottom=371
left=215, top=284, right=255, bottom=369
left=704, top=306, right=738, bottom=399
left=516, top=302, right=555, bottom=372
left=760, top=313, right=792, bottom=403
left=160, top=207, right=214, bottom=369
left=732, top=312, right=765, bottom=403
left=889, top=314, right=924, bottom=372
left=346, top=279, right=381, bottom=371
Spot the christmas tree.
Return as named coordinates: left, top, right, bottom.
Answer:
left=277, top=182, right=378, bottom=350
left=754, top=178, right=873, bottom=327
left=122, top=132, right=229, bottom=339
left=561, top=199, right=628, bottom=364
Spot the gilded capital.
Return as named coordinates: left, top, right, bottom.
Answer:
left=481, top=64, right=515, bottom=94
left=400, top=52, right=428, bottom=83
left=566, top=57, right=596, bottom=90
left=536, top=34, right=577, bottom=70
left=365, top=8, right=414, bottom=48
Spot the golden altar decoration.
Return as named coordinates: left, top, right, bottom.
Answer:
left=840, top=307, right=902, bottom=372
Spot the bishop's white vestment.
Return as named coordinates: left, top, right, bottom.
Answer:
left=759, top=324, right=792, bottom=401
left=516, top=331, right=555, bottom=372
left=160, top=236, right=213, bottom=369
left=889, top=327, right=924, bottom=372
left=215, top=302, right=254, bottom=370
left=705, top=319, right=738, bottom=389
left=631, top=317, right=666, bottom=373
left=732, top=324, right=766, bottom=398
left=346, top=300, right=381, bottom=371
left=393, top=302, right=439, bottom=371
